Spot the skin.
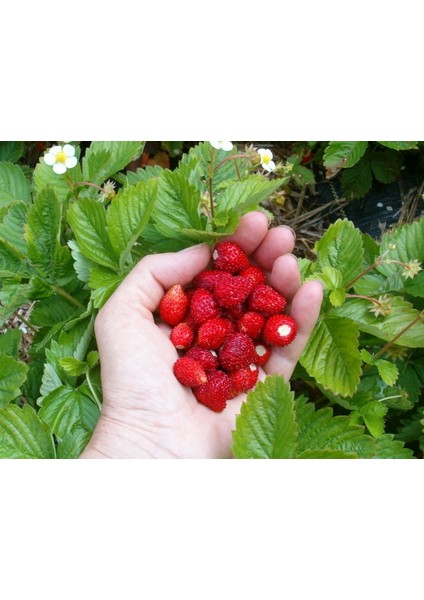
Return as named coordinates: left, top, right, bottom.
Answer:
left=81, top=211, right=323, bottom=458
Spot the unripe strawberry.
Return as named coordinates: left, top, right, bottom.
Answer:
left=230, top=364, right=259, bottom=394
left=170, top=322, right=194, bottom=350
left=193, top=370, right=232, bottom=412
left=248, top=284, right=287, bottom=316
left=189, top=288, right=220, bottom=324
left=239, top=265, right=267, bottom=287
left=212, top=241, right=250, bottom=273
left=263, top=314, right=297, bottom=347
left=253, top=343, right=272, bottom=366
left=159, top=284, right=189, bottom=326
left=214, top=275, right=255, bottom=308
left=218, top=332, right=256, bottom=372
left=197, top=317, right=234, bottom=350
left=173, top=357, right=207, bottom=387
left=185, top=346, right=219, bottom=371
left=237, top=311, right=265, bottom=340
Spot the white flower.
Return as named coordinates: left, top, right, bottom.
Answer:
left=209, top=141, right=233, bottom=151
left=44, top=144, right=78, bottom=174
left=257, top=148, right=276, bottom=172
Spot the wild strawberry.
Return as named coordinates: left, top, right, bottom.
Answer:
left=263, top=314, right=297, bottom=347
left=189, top=288, right=220, bottom=324
left=212, top=241, right=250, bottom=273
left=159, top=284, right=189, bottom=326
left=214, top=275, right=255, bottom=308
left=253, top=343, right=272, bottom=366
left=185, top=346, right=219, bottom=371
left=193, top=269, right=227, bottom=292
left=197, top=317, right=234, bottom=350
left=170, top=322, right=194, bottom=350
left=230, top=364, right=259, bottom=394
left=239, top=265, right=267, bottom=287
left=193, top=370, right=232, bottom=412
left=222, top=303, right=246, bottom=321
left=237, top=311, right=265, bottom=340
left=248, top=284, right=287, bottom=316
left=218, top=332, right=256, bottom=372
left=173, top=357, right=207, bottom=387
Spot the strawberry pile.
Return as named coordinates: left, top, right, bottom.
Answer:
left=158, top=241, right=297, bottom=413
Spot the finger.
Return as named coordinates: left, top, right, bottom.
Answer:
left=251, top=225, right=296, bottom=271
left=268, top=254, right=301, bottom=302
left=264, top=280, right=323, bottom=379
left=225, top=211, right=270, bottom=255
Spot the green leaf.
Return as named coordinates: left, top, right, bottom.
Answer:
left=374, top=434, right=414, bottom=458
left=59, top=357, right=88, bottom=376
left=0, top=282, right=31, bottom=326
left=30, top=295, right=78, bottom=328
left=341, top=155, right=373, bottom=199
left=315, top=219, right=364, bottom=287
left=214, top=175, right=284, bottom=219
left=67, top=239, right=96, bottom=283
left=38, top=386, right=100, bottom=440
left=0, top=201, right=29, bottom=255
left=0, top=162, right=31, bottom=206
left=88, top=266, right=125, bottom=308
left=232, top=375, right=298, bottom=459
left=33, top=152, right=83, bottom=203
left=295, top=396, right=375, bottom=457
left=0, top=329, right=22, bottom=357
left=370, top=149, right=402, bottom=183
left=335, top=296, right=424, bottom=347
left=57, top=428, right=92, bottom=458
left=0, top=352, right=28, bottom=406
left=404, top=271, right=424, bottom=298
left=376, top=359, right=399, bottom=386
left=377, top=141, right=418, bottom=151
left=378, top=219, right=424, bottom=282
left=360, top=401, right=388, bottom=438
left=82, top=141, right=145, bottom=185
left=0, top=142, right=24, bottom=163
left=323, top=141, right=368, bottom=171
left=107, top=178, right=158, bottom=271
left=329, top=288, right=346, bottom=307
left=291, top=164, right=316, bottom=186
left=297, top=448, right=357, bottom=458
left=300, top=316, right=362, bottom=396
left=152, top=169, right=206, bottom=241
left=0, top=404, right=55, bottom=458
left=0, top=239, right=31, bottom=277
left=25, top=187, right=73, bottom=285
left=68, top=197, right=119, bottom=270
left=115, top=164, right=163, bottom=186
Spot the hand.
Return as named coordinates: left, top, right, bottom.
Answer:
left=80, top=212, right=323, bottom=458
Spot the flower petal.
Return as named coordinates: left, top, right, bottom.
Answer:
left=263, top=160, right=276, bottom=172
left=220, top=141, right=233, bottom=151
left=63, top=144, right=75, bottom=157
left=44, top=153, right=56, bottom=166
left=53, top=163, right=67, bottom=175
left=65, top=156, right=78, bottom=169
left=209, top=141, right=221, bottom=150
left=49, top=145, right=62, bottom=156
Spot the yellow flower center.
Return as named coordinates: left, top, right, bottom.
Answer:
left=56, top=151, right=67, bottom=163
left=262, top=154, right=271, bottom=164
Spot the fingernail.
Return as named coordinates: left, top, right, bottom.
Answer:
left=283, top=225, right=296, bottom=241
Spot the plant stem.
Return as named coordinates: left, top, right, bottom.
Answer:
left=53, top=286, right=85, bottom=308
left=213, top=153, right=248, bottom=173
left=346, top=293, right=381, bottom=305
left=73, top=180, right=106, bottom=193
left=13, top=311, right=38, bottom=333
left=345, top=260, right=382, bottom=290
left=372, top=311, right=424, bottom=362
left=86, top=369, right=102, bottom=411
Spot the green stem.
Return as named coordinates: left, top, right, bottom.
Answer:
left=13, top=311, right=38, bottom=333
left=53, top=286, right=85, bottom=308
left=208, top=148, right=217, bottom=224
left=372, top=311, right=424, bottom=362
left=86, top=369, right=102, bottom=411
left=345, top=260, right=382, bottom=290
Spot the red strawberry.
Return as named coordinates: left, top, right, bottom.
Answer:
left=214, top=275, right=255, bottom=308
left=212, top=241, right=250, bottom=273
left=240, top=265, right=267, bottom=287
left=197, top=317, right=234, bottom=350
left=218, top=332, right=256, bottom=372
left=193, top=370, right=232, bottom=412
left=193, top=269, right=227, bottom=292
left=237, top=311, right=265, bottom=340
left=263, top=314, right=297, bottom=347
left=159, top=284, right=189, bottom=326
left=170, top=322, right=194, bottom=350
left=185, top=346, right=219, bottom=371
left=223, top=303, right=246, bottom=321
left=189, top=288, right=220, bottom=324
left=230, top=364, right=259, bottom=394
left=248, top=284, right=287, bottom=316
left=253, top=343, right=272, bottom=366
left=173, top=357, right=207, bottom=387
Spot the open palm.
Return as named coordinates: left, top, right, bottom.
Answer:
left=81, top=212, right=323, bottom=458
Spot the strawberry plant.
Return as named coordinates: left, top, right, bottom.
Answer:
left=0, top=141, right=422, bottom=458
